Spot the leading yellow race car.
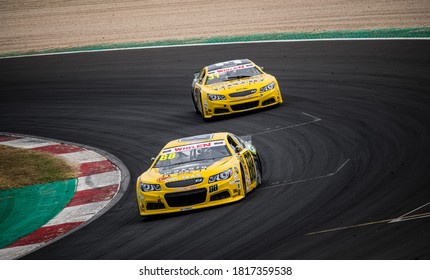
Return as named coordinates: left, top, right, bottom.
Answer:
left=191, top=59, right=283, bottom=118
left=136, top=132, right=262, bottom=216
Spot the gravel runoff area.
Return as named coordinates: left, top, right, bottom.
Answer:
left=1, top=0, right=429, bottom=55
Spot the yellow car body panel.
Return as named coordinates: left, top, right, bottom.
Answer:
left=136, top=132, right=262, bottom=216
left=191, top=59, right=283, bottom=118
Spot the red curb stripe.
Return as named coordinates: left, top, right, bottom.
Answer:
left=0, top=136, right=19, bottom=142
left=79, top=160, right=117, bottom=177
left=66, top=184, right=119, bottom=207
left=32, top=144, right=85, bottom=154
left=6, top=222, right=83, bottom=248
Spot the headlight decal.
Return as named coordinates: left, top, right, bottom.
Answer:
left=208, top=168, right=232, bottom=183
left=207, top=94, right=226, bottom=101
left=140, top=182, right=161, bottom=192
left=260, top=82, right=275, bottom=93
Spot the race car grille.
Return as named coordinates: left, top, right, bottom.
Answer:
left=210, top=190, right=231, bottom=201
left=229, top=89, right=257, bottom=98
left=231, top=101, right=259, bottom=111
left=165, top=189, right=207, bottom=207
left=214, top=108, right=230, bottom=114
left=262, top=98, right=276, bottom=106
left=146, top=202, right=166, bottom=210
left=165, top=178, right=204, bottom=188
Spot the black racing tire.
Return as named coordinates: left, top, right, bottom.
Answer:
left=255, top=153, right=263, bottom=186
left=200, top=93, right=207, bottom=120
left=191, top=91, right=199, bottom=114
left=137, top=203, right=143, bottom=218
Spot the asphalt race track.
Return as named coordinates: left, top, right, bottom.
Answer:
left=1, top=40, right=429, bottom=259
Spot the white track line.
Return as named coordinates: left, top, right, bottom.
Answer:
left=259, top=158, right=350, bottom=191
left=1, top=38, right=429, bottom=60
left=388, top=202, right=430, bottom=223
left=251, top=112, right=322, bottom=136
left=307, top=203, right=430, bottom=235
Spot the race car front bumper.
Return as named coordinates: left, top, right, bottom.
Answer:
left=203, top=87, right=283, bottom=118
left=136, top=175, right=245, bottom=216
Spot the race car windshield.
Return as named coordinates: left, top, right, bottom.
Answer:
left=154, top=145, right=231, bottom=168
left=205, top=66, right=262, bottom=85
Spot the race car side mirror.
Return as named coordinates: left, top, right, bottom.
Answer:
left=260, top=66, right=264, bottom=70
left=194, top=72, right=200, bottom=79
left=235, top=146, right=242, bottom=153
left=151, top=157, right=155, bottom=162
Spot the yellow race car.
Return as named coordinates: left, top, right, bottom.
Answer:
left=191, top=59, right=283, bottom=118
left=136, top=132, right=262, bottom=216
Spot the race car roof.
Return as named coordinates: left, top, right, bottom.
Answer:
left=207, top=59, right=253, bottom=71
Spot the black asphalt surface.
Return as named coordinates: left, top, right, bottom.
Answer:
left=1, top=40, right=429, bottom=259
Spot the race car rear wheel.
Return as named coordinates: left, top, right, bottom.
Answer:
left=256, top=166, right=262, bottom=186
left=255, top=153, right=263, bottom=186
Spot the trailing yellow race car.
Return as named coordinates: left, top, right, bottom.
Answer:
left=191, top=59, right=283, bottom=118
left=136, top=132, right=262, bottom=216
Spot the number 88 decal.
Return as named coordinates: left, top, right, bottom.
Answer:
left=159, top=153, right=176, bottom=161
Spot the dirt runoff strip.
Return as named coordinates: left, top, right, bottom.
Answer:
left=1, top=0, right=429, bottom=56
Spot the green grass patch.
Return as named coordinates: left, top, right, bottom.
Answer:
left=0, top=145, right=77, bottom=189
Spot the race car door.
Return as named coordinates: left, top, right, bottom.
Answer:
left=227, top=135, right=257, bottom=193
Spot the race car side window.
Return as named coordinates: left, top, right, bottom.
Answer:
left=231, top=135, right=245, bottom=148
left=227, top=135, right=241, bottom=153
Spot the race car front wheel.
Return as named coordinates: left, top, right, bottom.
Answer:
left=191, top=91, right=199, bottom=114
left=199, top=94, right=207, bottom=119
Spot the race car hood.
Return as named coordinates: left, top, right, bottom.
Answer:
left=206, top=74, right=274, bottom=92
left=142, top=156, right=234, bottom=183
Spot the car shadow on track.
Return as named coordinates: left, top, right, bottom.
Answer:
left=138, top=190, right=259, bottom=223
left=193, top=104, right=283, bottom=123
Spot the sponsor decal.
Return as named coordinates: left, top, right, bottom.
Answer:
left=162, top=141, right=226, bottom=154
left=208, top=63, right=253, bottom=75
left=174, top=186, right=197, bottom=192
left=234, top=95, right=255, bottom=100
left=164, top=174, right=203, bottom=181
left=246, top=177, right=251, bottom=186
left=157, top=174, right=171, bottom=183
left=213, top=77, right=265, bottom=91
left=161, top=165, right=210, bottom=175
left=181, top=174, right=203, bottom=181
